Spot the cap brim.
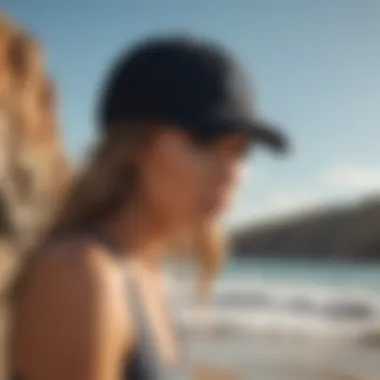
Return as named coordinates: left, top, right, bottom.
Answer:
left=213, top=118, right=290, bottom=154
left=244, top=119, right=289, bottom=154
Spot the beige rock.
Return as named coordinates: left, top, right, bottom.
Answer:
left=0, top=12, right=68, bottom=380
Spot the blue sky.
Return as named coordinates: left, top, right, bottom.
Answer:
left=3, top=0, right=380, bottom=225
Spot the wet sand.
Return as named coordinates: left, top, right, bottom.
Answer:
left=182, top=333, right=380, bottom=380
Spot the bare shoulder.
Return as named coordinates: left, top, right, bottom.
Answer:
left=13, top=237, right=131, bottom=380
left=14, top=236, right=130, bottom=330
left=19, top=237, right=122, bottom=299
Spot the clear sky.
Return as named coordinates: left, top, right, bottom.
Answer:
left=3, top=0, right=380, bottom=225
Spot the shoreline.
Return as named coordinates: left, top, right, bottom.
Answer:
left=183, top=333, right=380, bottom=380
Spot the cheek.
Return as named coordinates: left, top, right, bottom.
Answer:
left=142, top=143, right=206, bottom=218
left=229, top=163, right=246, bottom=192
left=228, top=163, right=247, bottom=199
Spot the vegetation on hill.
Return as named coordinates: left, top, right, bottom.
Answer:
left=231, top=196, right=380, bottom=261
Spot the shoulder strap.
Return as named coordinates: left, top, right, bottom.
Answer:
left=123, top=267, right=148, bottom=333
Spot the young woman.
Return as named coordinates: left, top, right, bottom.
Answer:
left=10, top=36, right=288, bottom=380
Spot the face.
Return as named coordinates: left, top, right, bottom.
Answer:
left=139, top=127, right=251, bottom=230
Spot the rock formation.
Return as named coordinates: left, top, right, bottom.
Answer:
left=0, top=13, right=68, bottom=379
left=232, top=196, right=380, bottom=261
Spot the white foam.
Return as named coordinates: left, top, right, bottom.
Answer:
left=167, top=275, right=380, bottom=339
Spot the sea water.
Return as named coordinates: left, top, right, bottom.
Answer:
left=225, top=259, right=380, bottom=289
left=168, top=258, right=380, bottom=379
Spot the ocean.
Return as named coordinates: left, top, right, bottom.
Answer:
left=167, top=259, right=380, bottom=379
left=225, top=259, right=380, bottom=289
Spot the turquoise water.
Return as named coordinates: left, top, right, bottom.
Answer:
left=222, top=258, right=380, bottom=290
left=172, top=258, right=380, bottom=337
left=176, top=259, right=380, bottom=379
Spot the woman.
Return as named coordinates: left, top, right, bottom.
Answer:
left=10, top=36, right=288, bottom=380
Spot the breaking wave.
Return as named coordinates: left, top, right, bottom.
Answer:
left=167, top=276, right=380, bottom=340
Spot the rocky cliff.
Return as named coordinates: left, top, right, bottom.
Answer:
left=231, top=196, right=380, bottom=261
left=0, top=13, right=68, bottom=253
left=0, top=14, right=68, bottom=379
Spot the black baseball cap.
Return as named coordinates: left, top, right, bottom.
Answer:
left=98, top=36, right=289, bottom=153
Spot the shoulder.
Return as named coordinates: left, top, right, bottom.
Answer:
left=18, top=237, right=121, bottom=301
left=12, top=237, right=133, bottom=379
left=13, top=236, right=131, bottom=335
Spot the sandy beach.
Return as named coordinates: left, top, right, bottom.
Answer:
left=182, top=333, right=380, bottom=380
left=166, top=260, right=380, bottom=379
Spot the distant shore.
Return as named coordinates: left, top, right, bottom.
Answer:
left=232, top=196, right=380, bottom=261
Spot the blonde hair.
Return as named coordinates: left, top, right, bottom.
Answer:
left=175, top=222, right=226, bottom=302
left=196, top=222, right=227, bottom=299
left=48, top=127, right=150, bottom=235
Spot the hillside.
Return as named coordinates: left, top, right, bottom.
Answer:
left=231, top=196, right=380, bottom=261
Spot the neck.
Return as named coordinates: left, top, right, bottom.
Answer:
left=100, top=201, right=176, bottom=269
